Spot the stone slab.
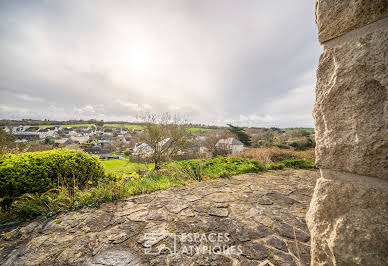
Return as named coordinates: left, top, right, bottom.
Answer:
left=316, top=0, right=388, bottom=43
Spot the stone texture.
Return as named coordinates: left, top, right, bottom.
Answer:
left=266, top=237, right=288, bottom=252
left=307, top=175, right=388, bottom=265
left=310, top=3, right=388, bottom=264
left=0, top=169, right=319, bottom=266
left=316, top=0, right=388, bottom=43
left=313, top=25, right=388, bottom=179
left=208, top=207, right=229, bottom=217
left=274, top=221, right=310, bottom=243
left=91, top=249, right=141, bottom=266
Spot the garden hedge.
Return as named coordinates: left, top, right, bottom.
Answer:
left=0, top=149, right=105, bottom=206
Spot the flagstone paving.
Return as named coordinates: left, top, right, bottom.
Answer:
left=0, top=169, right=320, bottom=265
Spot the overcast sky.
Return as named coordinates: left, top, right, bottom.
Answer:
left=0, top=0, right=321, bottom=127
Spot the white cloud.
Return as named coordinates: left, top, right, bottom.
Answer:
left=74, top=105, right=95, bottom=114
left=0, top=1, right=320, bottom=127
left=116, top=100, right=140, bottom=111
left=14, top=93, right=43, bottom=102
left=116, top=100, right=153, bottom=112
left=239, top=114, right=274, bottom=122
left=168, top=105, right=181, bottom=111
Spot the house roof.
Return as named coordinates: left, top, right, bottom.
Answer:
left=26, top=126, right=39, bottom=131
left=54, top=138, right=68, bottom=144
left=216, top=137, right=243, bottom=146
left=55, top=136, right=89, bottom=145
left=70, top=136, right=89, bottom=143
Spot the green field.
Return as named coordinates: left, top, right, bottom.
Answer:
left=103, top=124, right=144, bottom=130
left=283, top=128, right=314, bottom=133
left=188, top=127, right=213, bottom=132
left=101, top=159, right=153, bottom=175
left=104, top=124, right=212, bottom=132
left=38, top=124, right=95, bottom=128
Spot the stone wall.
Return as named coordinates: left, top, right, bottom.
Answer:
left=307, top=0, right=388, bottom=265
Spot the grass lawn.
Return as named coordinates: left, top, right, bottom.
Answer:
left=101, top=159, right=153, bottom=175
left=188, top=127, right=213, bottom=132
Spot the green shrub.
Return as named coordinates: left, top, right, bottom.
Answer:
left=289, top=137, right=315, bottom=150
left=270, top=158, right=316, bottom=169
left=275, top=144, right=290, bottom=149
left=176, top=156, right=264, bottom=179
left=282, top=159, right=316, bottom=169
left=172, top=160, right=203, bottom=181
left=0, top=149, right=105, bottom=207
left=9, top=172, right=187, bottom=220
left=266, top=163, right=285, bottom=170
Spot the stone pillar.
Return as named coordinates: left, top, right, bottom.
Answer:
left=306, top=1, right=388, bottom=265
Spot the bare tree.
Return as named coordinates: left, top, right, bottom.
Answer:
left=111, top=137, right=128, bottom=152
left=134, top=113, right=192, bottom=170
left=202, top=129, right=233, bottom=156
left=0, top=128, right=27, bottom=156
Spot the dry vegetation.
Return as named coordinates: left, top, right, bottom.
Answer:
left=231, top=147, right=315, bottom=166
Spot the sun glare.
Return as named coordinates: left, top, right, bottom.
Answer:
left=124, top=45, right=151, bottom=74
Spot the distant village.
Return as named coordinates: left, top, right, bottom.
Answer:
left=2, top=122, right=315, bottom=161
left=2, top=124, right=239, bottom=159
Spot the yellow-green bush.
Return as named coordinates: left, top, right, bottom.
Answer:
left=0, top=149, right=105, bottom=206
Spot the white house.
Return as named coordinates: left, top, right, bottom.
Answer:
left=215, top=137, right=244, bottom=154
left=55, top=136, right=89, bottom=146
left=12, top=125, right=25, bottom=134
left=133, top=138, right=171, bottom=157
left=133, top=143, right=154, bottom=157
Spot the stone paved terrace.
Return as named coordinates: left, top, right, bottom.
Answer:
left=0, top=169, right=320, bottom=265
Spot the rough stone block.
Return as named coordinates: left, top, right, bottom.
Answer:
left=306, top=174, right=388, bottom=265
left=316, top=0, right=388, bottom=43
left=313, top=25, right=388, bottom=179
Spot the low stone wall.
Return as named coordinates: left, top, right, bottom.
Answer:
left=307, top=0, right=388, bottom=265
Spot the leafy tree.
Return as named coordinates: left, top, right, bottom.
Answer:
left=300, top=129, right=311, bottom=137
left=226, top=124, right=251, bottom=146
left=263, top=130, right=274, bottom=145
left=95, top=120, right=104, bottom=128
